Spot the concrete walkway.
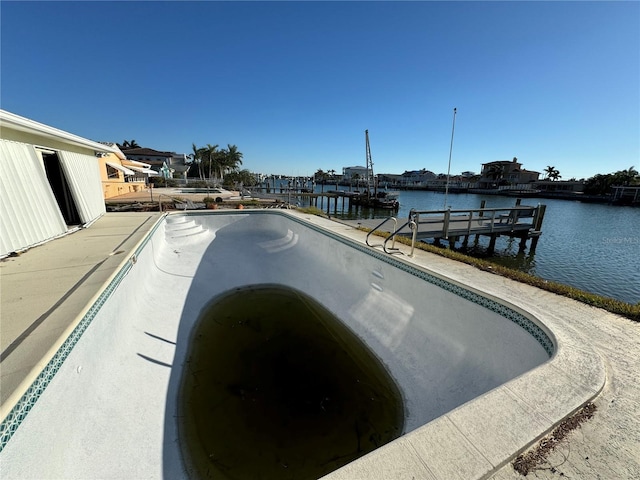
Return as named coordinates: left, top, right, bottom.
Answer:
left=1, top=210, right=638, bottom=478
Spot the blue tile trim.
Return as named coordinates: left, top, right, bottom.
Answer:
left=0, top=210, right=553, bottom=452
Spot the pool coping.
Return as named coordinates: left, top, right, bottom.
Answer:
left=0, top=209, right=606, bottom=480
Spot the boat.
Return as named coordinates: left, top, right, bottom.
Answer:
left=350, top=130, right=400, bottom=210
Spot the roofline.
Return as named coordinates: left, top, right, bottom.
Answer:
left=0, top=109, right=116, bottom=154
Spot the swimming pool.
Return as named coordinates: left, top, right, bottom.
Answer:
left=0, top=210, right=603, bottom=479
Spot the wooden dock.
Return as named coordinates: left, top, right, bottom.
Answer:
left=342, top=203, right=546, bottom=256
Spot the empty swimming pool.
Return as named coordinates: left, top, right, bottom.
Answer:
left=0, top=210, right=568, bottom=479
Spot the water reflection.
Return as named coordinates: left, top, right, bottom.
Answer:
left=458, top=242, right=538, bottom=275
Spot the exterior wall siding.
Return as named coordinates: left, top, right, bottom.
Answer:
left=0, top=140, right=67, bottom=256
left=57, top=151, right=106, bottom=224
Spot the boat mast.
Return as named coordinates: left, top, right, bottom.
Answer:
left=365, top=129, right=375, bottom=197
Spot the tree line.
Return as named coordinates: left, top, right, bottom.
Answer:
left=118, top=138, right=638, bottom=195
left=583, top=166, right=639, bottom=195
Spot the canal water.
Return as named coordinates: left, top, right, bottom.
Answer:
left=300, top=187, right=639, bottom=305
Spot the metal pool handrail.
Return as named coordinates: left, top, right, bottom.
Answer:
left=365, top=216, right=398, bottom=250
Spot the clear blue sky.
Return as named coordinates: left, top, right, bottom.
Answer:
left=2, top=1, right=638, bottom=179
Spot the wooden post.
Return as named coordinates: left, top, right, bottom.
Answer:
left=488, top=234, right=497, bottom=253
left=530, top=232, right=541, bottom=252
left=532, top=204, right=546, bottom=232
left=519, top=234, right=527, bottom=251
left=515, top=198, right=522, bottom=206
left=479, top=200, right=486, bottom=217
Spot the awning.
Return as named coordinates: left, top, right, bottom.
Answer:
left=122, top=159, right=152, bottom=168
left=106, top=161, right=135, bottom=175
left=128, top=165, right=159, bottom=176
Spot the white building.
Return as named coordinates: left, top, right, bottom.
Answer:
left=0, top=110, right=116, bottom=257
left=342, top=166, right=369, bottom=181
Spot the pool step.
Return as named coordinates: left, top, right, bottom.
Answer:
left=165, top=217, right=209, bottom=240
left=166, top=219, right=199, bottom=232
left=165, top=216, right=194, bottom=227
left=167, top=225, right=208, bottom=239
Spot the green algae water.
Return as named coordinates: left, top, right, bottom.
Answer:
left=179, top=284, right=404, bottom=480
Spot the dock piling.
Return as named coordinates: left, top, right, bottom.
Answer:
left=487, top=234, right=497, bottom=254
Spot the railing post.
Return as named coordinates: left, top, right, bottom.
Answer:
left=410, top=212, right=418, bottom=257
left=390, top=217, right=398, bottom=250
left=443, top=208, right=451, bottom=238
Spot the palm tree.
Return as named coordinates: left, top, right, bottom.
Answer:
left=188, top=143, right=205, bottom=180
left=201, top=144, right=219, bottom=182
left=327, top=169, right=337, bottom=187
left=614, top=166, right=639, bottom=186
left=549, top=169, right=562, bottom=181
left=544, top=166, right=556, bottom=180
left=486, top=164, right=504, bottom=182
left=315, top=169, right=328, bottom=193
left=543, top=166, right=561, bottom=181
left=219, top=144, right=243, bottom=181
left=121, top=139, right=140, bottom=149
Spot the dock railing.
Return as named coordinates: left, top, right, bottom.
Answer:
left=383, top=205, right=542, bottom=256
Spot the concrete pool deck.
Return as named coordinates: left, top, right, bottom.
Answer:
left=0, top=212, right=163, bottom=412
left=1, top=210, right=638, bottom=479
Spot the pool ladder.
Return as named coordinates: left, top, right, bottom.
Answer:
left=365, top=216, right=403, bottom=254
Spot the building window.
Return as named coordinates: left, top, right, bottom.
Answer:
left=106, top=164, right=120, bottom=179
